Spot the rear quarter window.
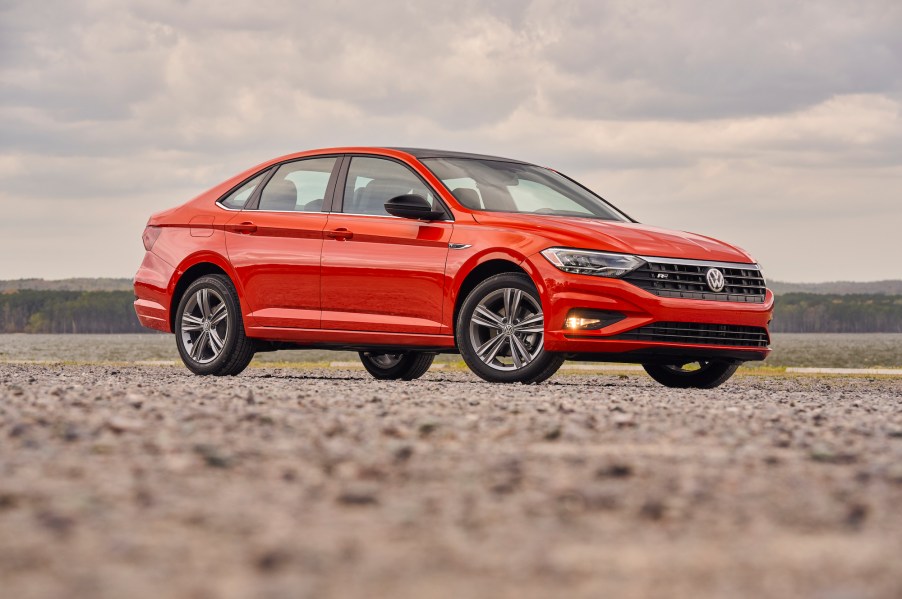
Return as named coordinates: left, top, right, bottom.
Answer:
left=218, top=172, right=267, bottom=210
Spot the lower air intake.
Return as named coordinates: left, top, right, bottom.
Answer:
left=612, top=322, right=770, bottom=348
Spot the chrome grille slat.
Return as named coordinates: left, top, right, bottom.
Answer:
left=624, top=259, right=767, bottom=303
left=612, top=322, right=770, bottom=348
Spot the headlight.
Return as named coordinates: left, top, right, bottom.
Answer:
left=540, top=248, right=645, bottom=278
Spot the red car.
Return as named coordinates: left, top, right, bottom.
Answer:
left=134, top=147, right=772, bottom=388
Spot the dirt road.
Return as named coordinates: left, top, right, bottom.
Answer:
left=1, top=364, right=901, bottom=598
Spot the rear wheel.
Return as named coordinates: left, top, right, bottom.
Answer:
left=456, top=273, right=564, bottom=384
left=175, top=275, right=255, bottom=376
left=358, top=351, right=435, bottom=380
left=642, top=360, right=739, bottom=389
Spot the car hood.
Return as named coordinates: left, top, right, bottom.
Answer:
left=472, top=213, right=755, bottom=263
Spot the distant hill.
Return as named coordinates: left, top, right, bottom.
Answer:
left=769, top=280, right=902, bottom=295
left=0, top=278, right=133, bottom=292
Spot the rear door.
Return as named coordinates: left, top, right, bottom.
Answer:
left=320, top=155, right=453, bottom=334
left=225, top=156, right=340, bottom=329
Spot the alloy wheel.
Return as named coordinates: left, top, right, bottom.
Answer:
left=180, top=288, right=229, bottom=364
left=468, top=287, right=544, bottom=371
left=364, top=353, right=404, bottom=368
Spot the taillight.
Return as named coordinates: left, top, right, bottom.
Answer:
left=142, top=225, right=162, bottom=251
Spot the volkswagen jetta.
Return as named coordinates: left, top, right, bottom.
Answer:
left=134, top=147, right=772, bottom=387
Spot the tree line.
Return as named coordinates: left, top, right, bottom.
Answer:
left=0, top=289, right=900, bottom=334
left=769, top=293, right=902, bottom=333
left=0, top=290, right=146, bottom=334
left=0, top=278, right=133, bottom=292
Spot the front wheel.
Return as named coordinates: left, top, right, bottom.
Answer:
left=456, top=273, right=564, bottom=384
left=642, top=361, right=739, bottom=389
left=358, top=351, right=435, bottom=380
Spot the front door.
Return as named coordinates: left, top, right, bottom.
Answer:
left=225, top=156, right=339, bottom=329
left=320, top=156, right=452, bottom=334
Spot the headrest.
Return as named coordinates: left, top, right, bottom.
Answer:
left=302, top=198, right=324, bottom=212
left=451, top=188, right=481, bottom=210
left=358, top=178, right=411, bottom=214
left=259, top=178, right=298, bottom=211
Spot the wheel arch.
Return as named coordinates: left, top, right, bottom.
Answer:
left=452, top=258, right=540, bottom=332
left=168, top=255, right=237, bottom=332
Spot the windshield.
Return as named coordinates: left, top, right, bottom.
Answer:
left=421, top=157, right=630, bottom=221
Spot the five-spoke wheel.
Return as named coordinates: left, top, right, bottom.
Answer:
left=456, top=273, right=564, bottom=383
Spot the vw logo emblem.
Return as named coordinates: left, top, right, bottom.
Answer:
left=705, top=268, right=725, bottom=292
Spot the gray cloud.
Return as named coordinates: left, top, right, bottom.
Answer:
left=1, top=0, right=901, bottom=281
left=540, top=1, right=902, bottom=119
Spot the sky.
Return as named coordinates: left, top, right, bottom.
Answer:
left=1, top=0, right=900, bottom=283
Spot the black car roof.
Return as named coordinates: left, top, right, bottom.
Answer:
left=388, top=147, right=533, bottom=165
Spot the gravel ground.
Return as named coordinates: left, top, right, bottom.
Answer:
left=1, top=364, right=901, bottom=599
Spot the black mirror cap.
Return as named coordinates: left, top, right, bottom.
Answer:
left=384, top=194, right=446, bottom=220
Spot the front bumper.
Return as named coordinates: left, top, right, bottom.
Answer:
left=528, top=254, right=774, bottom=362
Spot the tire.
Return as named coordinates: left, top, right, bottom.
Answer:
left=456, top=273, right=564, bottom=384
left=358, top=351, right=435, bottom=380
left=642, top=361, right=739, bottom=389
left=174, top=274, right=255, bottom=376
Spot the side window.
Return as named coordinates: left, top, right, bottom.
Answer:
left=219, top=172, right=266, bottom=210
left=257, top=157, right=337, bottom=212
left=343, top=157, right=437, bottom=216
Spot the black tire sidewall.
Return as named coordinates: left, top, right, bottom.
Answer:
left=642, top=361, right=739, bottom=389
left=358, top=352, right=434, bottom=380
left=175, top=275, right=243, bottom=375
left=456, top=273, right=561, bottom=384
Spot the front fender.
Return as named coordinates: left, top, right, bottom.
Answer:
left=443, top=246, right=546, bottom=332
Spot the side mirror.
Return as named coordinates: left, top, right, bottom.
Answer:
left=384, top=194, right=445, bottom=220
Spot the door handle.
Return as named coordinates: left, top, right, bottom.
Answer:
left=227, top=221, right=257, bottom=234
left=325, top=228, right=353, bottom=240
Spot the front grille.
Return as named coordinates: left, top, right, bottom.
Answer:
left=612, top=322, right=770, bottom=348
left=624, top=259, right=766, bottom=303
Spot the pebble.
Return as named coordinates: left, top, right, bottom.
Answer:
left=106, top=416, right=145, bottom=434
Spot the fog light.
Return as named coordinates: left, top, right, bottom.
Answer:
left=566, top=317, right=601, bottom=329
left=564, top=310, right=626, bottom=330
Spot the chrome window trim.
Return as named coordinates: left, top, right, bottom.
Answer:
left=214, top=204, right=331, bottom=214
left=638, top=256, right=760, bottom=270
left=246, top=209, right=329, bottom=215
left=214, top=207, right=451, bottom=220
left=330, top=212, right=452, bottom=221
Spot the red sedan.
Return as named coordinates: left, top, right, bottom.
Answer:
left=134, top=147, right=772, bottom=387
